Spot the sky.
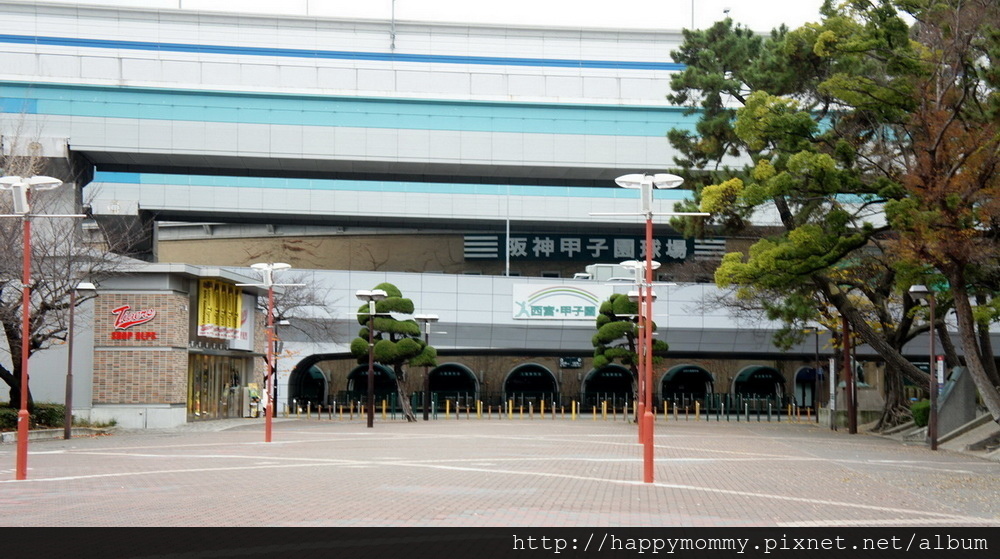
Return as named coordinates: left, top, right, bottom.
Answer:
left=167, top=0, right=830, bottom=33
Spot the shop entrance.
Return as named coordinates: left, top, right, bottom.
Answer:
left=288, top=365, right=329, bottom=408
left=732, top=365, right=786, bottom=399
left=581, top=365, right=634, bottom=408
left=661, top=364, right=714, bottom=401
left=503, top=363, right=558, bottom=403
left=187, top=354, right=254, bottom=420
left=344, top=364, right=397, bottom=402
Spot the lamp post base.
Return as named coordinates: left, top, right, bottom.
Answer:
left=16, top=409, right=30, bottom=480
left=642, top=410, right=654, bottom=483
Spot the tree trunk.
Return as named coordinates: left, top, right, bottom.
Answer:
left=974, top=293, right=1000, bottom=389
left=0, top=365, right=34, bottom=412
left=937, top=320, right=961, bottom=369
left=393, top=366, right=417, bottom=422
left=949, top=282, right=1000, bottom=424
left=820, top=281, right=930, bottom=386
left=874, top=362, right=911, bottom=431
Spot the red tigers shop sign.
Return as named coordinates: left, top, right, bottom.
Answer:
left=110, top=305, right=158, bottom=341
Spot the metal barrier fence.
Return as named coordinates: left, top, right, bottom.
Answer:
left=280, top=392, right=821, bottom=423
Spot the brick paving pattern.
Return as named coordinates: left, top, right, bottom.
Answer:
left=1, top=418, right=998, bottom=526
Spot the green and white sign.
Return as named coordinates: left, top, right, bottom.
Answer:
left=513, top=284, right=612, bottom=320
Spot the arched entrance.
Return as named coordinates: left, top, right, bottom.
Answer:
left=581, top=365, right=634, bottom=408
left=731, top=365, right=785, bottom=399
left=660, top=364, right=714, bottom=402
left=793, top=366, right=819, bottom=408
left=429, top=362, right=480, bottom=397
left=287, top=365, right=328, bottom=408
left=503, top=363, right=558, bottom=404
left=346, top=364, right=397, bottom=401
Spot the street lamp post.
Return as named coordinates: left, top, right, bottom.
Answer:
left=356, top=289, right=388, bottom=428
left=909, top=284, right=938, bottom=451
left=64, top=281, right=97, bottom=439
left=415, top=314, right=440, bottom=421
left=842, top=315, right=857, bottom=434
left=249, top=262, right=292, bottom=443
left=593, top=172, right=708, bottom=484
left=622, top=259, right=659, bottom=444
left=813, top=327, right=820, bottom=422
left=803, top=323, right=824, bottom=421
left=1, top=174, right=65, bottom=480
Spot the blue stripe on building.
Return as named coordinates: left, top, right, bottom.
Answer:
left=0, top=33, right=685, bottom=71
left=0, top=82, right=696, bottom=137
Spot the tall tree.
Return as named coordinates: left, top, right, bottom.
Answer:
left=349, top=282, right=436, bottom=422
left=882, top=0, right=1000, bottom=420
left=677, top=0, right=1000, bottom=426
left=0, top=132, right=123, bottom=412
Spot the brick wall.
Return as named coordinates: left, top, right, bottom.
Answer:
left=93, top=293, right=190, bottom=404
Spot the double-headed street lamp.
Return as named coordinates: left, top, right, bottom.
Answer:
left=356, top=289, right=388, bottom=428
left=414, top=314, right=439, bottom=421
left=621, top=259, right=659, bottom=444
left=1, top=174, right=65, bottom=481
left=64, top=281, right=97, bottom=440
left=593, top=172, right=708, bottom=484
left=909, top=284, right=939, bottom=451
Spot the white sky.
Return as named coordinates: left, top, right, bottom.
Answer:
left=157, top=0, right=829, bottom=33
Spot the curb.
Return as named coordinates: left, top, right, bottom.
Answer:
left=0, top=427, right=110, bottom=444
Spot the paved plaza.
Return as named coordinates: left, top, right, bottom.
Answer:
left=1, top=418, right=998, bottom=527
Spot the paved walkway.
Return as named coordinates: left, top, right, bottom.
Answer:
left=1, top=418, right=998, bottom=526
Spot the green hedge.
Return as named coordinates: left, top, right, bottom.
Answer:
left=910, top=400, right=930, bottom=427
left=0, top=403, right=66, bottom=431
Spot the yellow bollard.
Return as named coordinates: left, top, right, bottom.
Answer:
left=445, top=399, right=451, bottom=420
left=508, top=400, right=514, bottom=420
left=520, top=404, right=524, bottom=419
left=787, top=404, right=792, bottom=421
left=601, top=400, right=607, bottom=420
left=477, top=400, right=482, bottom=419
left=571, top=400, right=577, bottom=421
left=592, top=405, right=597, bottom=420
left=663, top=401, right=668, bottom=421
left=306, top=405, right=311, bottom=419
left=695, top=401, right=701, bottom=421
left=806, top=406, right=812, bottom=422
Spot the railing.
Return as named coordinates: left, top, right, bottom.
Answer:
left=279, top=391, right=818, bottom=422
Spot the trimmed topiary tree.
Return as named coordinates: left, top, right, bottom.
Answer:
left=592, top=292, right=668, bottom=397
left=349, top=283, right=436, bottom=422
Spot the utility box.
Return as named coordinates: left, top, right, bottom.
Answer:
left=583, top=263, right=635, bottom=282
